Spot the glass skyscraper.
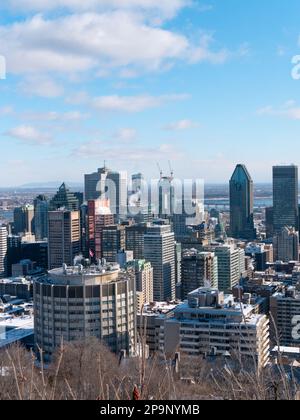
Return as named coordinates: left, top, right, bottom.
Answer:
left=230, top=164, right=256, bottom=240
left=273, top=165, right=299, bottom=233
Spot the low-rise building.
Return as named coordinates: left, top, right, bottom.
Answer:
left=161, top=288, right=270, bottom=369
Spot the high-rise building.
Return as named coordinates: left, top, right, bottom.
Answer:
left=127, top=259, right=154, bottom=312
left=273, top=227, right=299, bottom=262
left=84, top=166, right=128, bottom=219
left=265, top=207, right=274, bottom=239
left=49, top=183, right=80, bottom=211
left=0, top=226, right=8, bottom=278
left=87, top=199, right=114, bottom=260
left=48, top=210, right=81, bottom=269
left=34, top=195, right=49, bottom=240
left=230, top=164, right=256, bottom=240
left=215, top=245, right=245, bottom=292
left=125, top=223, right=149, bottom=260
left=174, top=242, right=182, bottom=287
left=181, top=250, right=218, bottom=299
left=158, top=173, right=175, bottom=219
left=84, top=166, right=109, bottom=201
left=101, top=225, right=126, bottom=263
left=273, top=165, right=299, bottom=232
left=144, top=224, right=176, bottom=301
left=34, top=261, right=136, bottom=361
left=13, top=204, right=35, bottom=235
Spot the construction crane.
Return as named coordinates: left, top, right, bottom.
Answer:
left=168, top=161, right=174, bottom=179
left=156, top=162, right=163, bottom=179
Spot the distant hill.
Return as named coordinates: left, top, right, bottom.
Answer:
left=17, top=181, right=83, bottom=190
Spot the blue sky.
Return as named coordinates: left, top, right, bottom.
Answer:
left=1, top=0, right=300, bottom=186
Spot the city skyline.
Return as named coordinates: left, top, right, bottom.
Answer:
left=1, top=1, right=300, bottom=185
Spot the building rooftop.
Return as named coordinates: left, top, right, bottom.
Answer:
left=0, top=315, right=34, bottom=348
left=141, top=301, right=180, bottom=317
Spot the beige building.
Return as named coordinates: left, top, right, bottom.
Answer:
left=48, top=210, right=81, bottom=270
left=273, top=227, right=299, bottom=263
left=34, top=261, right=136, bottom=361
left=127, top=259, right=153, bottom=313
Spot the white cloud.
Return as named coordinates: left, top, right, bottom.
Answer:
left=257, top=101, right=300, bottom=120
left=0, top=10, right=229, bottom=78
left=165, top=119, right=199, bottom=131
left=4, top=125, right=52, bottom=144
left=67, top=92, right=189, bottom=112
left=0, top=106, right=14, bottom=116
left=114, top=128, right=137, bottom=142
left=73, top=140, right=183, bottom=161
left=20, top=110, right=89, bottom=122
left=20, top=75, right=64, bottom=98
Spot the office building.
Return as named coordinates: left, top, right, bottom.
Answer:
left=101, top=225, right=126, bottom=263
left=0, top=226, right=8, bottom=278
left=34, top=195, right=49, bottom=240
left=273, top=227, right=299, bottom=262
left=49, top=183, right=79, bottom=211
left=162, top=288, right=270, bottom=369
left=181, top=249, right=218, bottom=299
left=87, top=199, right=114, bottom=261
left=215, top=245, right=245, bottom=292
left=125, top=223, right=149, bottom=260
left=273, top=165, right=298, bottom=232
left=84, top=166, right=128, bottom=219
left=265, top=207, right=274, bottom=239
left=127, top=259, right=154, bottom=312
left=13, top=204, right=34, bottom=235
left=230, top=164, right=256, bottom=240
left=34, top=261, right=136, bottom=361
left=245, top=243, right=273, bottom=271
left=144, top=225, right=176, bottom=301
left=48, top=210, right=81, bottom=269
left=270, top=287, right=300, bottom=347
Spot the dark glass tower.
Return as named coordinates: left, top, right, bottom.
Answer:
left=34, top=194, right=49, bottom=240
left=49, top=183, right=79, bottom=211
left=230, top=164, right=256, bottom=240
left=273, top=165, right=298, bottom=233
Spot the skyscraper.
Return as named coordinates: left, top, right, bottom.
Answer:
left=13, top=204, right=35, bottom=235
left=84, top=166, right=128, bottom=219
left=273, top=165, right=299, bottom=233
left=48, top=210, right=81, bottom=269
left=273, top=227, right=299, bottom=262
left=0, top=226, right=8, bottom=278
left=49, top=183, right=80, bottom=211
left=125, top=223, right=149, bottom=260
left=34, top=195, right=49, bottom=240
left=215, top=245, right=245, bottom=292
left=144, top=224, right=176, bottom=301
left=181, top=250, right=218, bottom=299
left=230, top=164, right=256, bottom=240
left=101, top=225, right=126, bottom=263
left=87, top=199, right=114, bottom=260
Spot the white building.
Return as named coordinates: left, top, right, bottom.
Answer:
left=0, top=226, right=8, bottom=278
left=144, top=225, right=176, bottom=301
left=161, top=288, right=270, bottom=369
